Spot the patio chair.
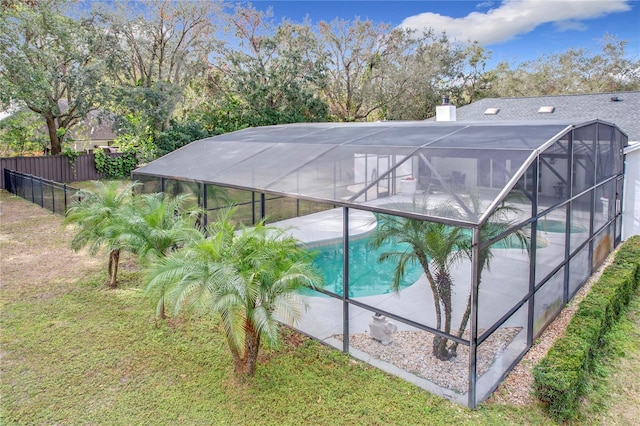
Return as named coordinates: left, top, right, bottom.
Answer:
left=452, top=171, right=466, bottom=187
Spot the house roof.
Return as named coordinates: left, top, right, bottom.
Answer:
left=69, top=109, right=116, bottom=142
left=1, top=102, right=116, bottom=143
left=453, top=91, right=640, bottom=142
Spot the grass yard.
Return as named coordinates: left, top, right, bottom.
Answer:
left=1, top=190, right=638, bottom=425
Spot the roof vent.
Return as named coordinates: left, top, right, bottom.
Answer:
left=484, top=107, right=500, bottom=115
left=538, top=106, right=555, bottom=114
left=610, top=96, right=621, bottom=102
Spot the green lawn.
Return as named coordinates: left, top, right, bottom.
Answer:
left=1, top=191, right=637, bottom=425
left=1, top=272, right=552, bottom=425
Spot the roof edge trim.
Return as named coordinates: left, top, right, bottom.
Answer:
left=624, top=141, right=640, bottom=154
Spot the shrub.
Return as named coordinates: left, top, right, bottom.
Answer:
left=94, top=149, right=138, bottom=179
left=533, top=236, right=640, bottom=422
left=154, top=120, right=212, bottom=157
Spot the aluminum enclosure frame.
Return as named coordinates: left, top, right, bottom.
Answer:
left=132, top=120, right=627, bottom=408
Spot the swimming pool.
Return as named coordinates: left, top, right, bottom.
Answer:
left=299, top=214, right=540, bottom=298
left=539, top=219, right=587, bottom=233
left=300, top=236, right=423, bottom=298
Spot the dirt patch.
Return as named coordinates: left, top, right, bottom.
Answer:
left=0, top=191, right=102, bottom=300
left=282, top=328, right=309, bottom=348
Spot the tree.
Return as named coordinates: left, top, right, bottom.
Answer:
left=182, top=92, right=249, bottom=135
left=316, top=18, right=417, bottom=122
left=116, top=192, right=202, bottom=318
left=382, top=34, right=491, bottom=120
left=447, top=192, right=530, bottom=355
left=448, top=41, right=494, bottom=106
left=0, top=0, right=110, bottom=155
left=154, top=119, right=212, bottom=157
left=64, top=181, right=139, bottom=288
left=370, top=215, right=467, bottom=360
left=145, top=207, right=322, bottom=376
left=212, top=5, right=328, bottom=126
left=94, top=0, right=221, bottom=133
left=314, top=20, right=489, bottom=122
left=371, top=190, right=529, bottom=360
left=485, top=35, right=640, bottom=97
left=0, top=109, right=48, bottom=156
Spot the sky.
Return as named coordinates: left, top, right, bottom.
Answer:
left=248, top=0, right=640, bottom=67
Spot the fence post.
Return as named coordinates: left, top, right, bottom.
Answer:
left=39, top=176, right=44, bottom=208
left=3, top=169, right=8, bottom=193
left=52, top=182, right=56, bottom=213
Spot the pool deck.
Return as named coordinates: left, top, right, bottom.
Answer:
left=270, top=194, right=568, bottom=404
left=269, top=193, right=552, bottom=334
left=271, top=207, right=377, bottom=247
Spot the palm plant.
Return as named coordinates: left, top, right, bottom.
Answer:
left=370, top=214, right=467, bottom=360
left=164, top=180, right=230, bottom=229
left=64, top=180, right=139, bottom=288
left=448, top=192, right=530, bottom=355
left=114, top=192, right=203, bottom=318
left=145, top=207, right=322, bottom=376
left=371, top=190, right=530, bottom=360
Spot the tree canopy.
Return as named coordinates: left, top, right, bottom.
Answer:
left=1, top=0, right=637, bottom=158
left=0, top=0, right=110, bottom=154
left=484, top=35, right=640, bottom=97
left=93, top=0, right=221, bottom=133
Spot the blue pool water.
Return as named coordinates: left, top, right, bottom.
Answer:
left=300, top=236, right=423, bottom=298
left=300, top=216, right=540, bottom=298
left=539, top=219, right=587, bottom=233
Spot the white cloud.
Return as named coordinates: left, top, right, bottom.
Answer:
left=476, top=1, right=495, bottom=9
left=398, top=0, right=631, bottom=45
left=553, top=20, right=588, bottom=32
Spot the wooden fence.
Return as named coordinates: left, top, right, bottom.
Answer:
left=0, top=153, right=121, bottom=189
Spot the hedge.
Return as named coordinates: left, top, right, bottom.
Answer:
left=532, top=236, right=640, bottom=422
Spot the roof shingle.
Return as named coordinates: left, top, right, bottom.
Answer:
left=453, top=91, right=640, bottom=142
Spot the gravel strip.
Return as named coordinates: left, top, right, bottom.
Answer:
left=335, top=327, right=521, bottom=394
left=333, top=251, right=618, bottom=402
